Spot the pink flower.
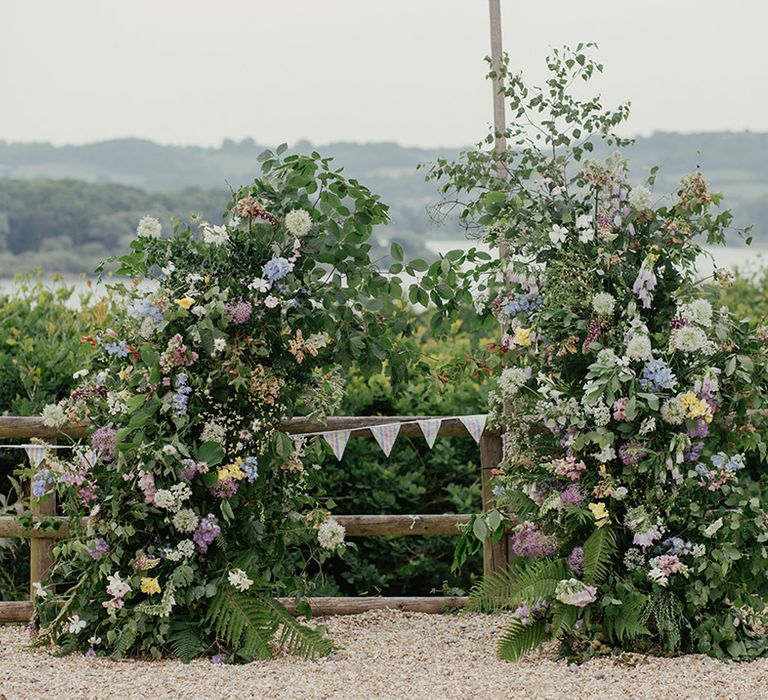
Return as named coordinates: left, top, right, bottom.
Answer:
left=264, top=295, right=279, bottom=309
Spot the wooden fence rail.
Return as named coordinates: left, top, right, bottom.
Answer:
left=0, top=415, right=507, bottom=622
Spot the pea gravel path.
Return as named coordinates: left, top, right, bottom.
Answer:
left=2, top=610, right=766, bottom=699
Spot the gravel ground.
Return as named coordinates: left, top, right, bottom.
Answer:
left=2, top=610, right=767, bottom=699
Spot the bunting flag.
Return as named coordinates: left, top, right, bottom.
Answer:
left=23, top=444, right=47, bottom=469
left=370, top=423, right=401, bottom=457
left=417, top=418, right=442, bottom=449
left=459, top=414, right=487, bottom=444
left=323, top=430, right=351, bottom=461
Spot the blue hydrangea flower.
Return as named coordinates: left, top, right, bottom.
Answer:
left=31, top=469, right=53, bottom=498
left=262, top=257, right=294, bottom=282
left=103, top=340, right=129, bottom=358
left=171, top=373, right=192, bottom=414
left=640, top=359, right=677, bottom=392
left=242, top=456, right=259, bottom=483
left=127, top=298, right=163, bottom=321
left=501, top=292, right=542, bottom=317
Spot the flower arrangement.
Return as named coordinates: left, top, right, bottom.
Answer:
left=32, top=148, right=410, bottom=661
left=416, top=45, right=768, bottom=660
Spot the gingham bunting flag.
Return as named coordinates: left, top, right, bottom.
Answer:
left=459, top=414, right=487, bottom=444
left=417, top=419, right=442, bottom=449
left=23, top=444, right=47, bottom=469
left=370, top=423, right=401, bottom=457
left=324, top=430, right=351, bottom=461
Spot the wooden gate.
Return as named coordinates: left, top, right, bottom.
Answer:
left=0, top=415, right=509, bottom=622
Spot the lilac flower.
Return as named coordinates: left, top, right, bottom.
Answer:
left=211, top=654, right=225, bottom=664
left=510, top=521, right=558, bottom=558
left=91, top=427, right=117, bottom=462
left=194, top=514, right=221, bottom=553
left=88, top=538, right=110, bottom=560
left=262, top=257, right=294, bottom=282
left=687, top=420, right=710, bottom=439
left=225, top=299, right=253, bottom=325
left=211, top=478, right=239, bottom=499
left=641, top=359, right=677, bottom=392
left=685, top=440, right=705, bottom=462
left=567, top=546, right=584, bottom=575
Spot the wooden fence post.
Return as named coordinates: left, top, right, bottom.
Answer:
left=29, top=449, right=56, bottom=597
left=480, top=432, right=510, bottom=577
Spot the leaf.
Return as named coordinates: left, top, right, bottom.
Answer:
left=498, top=619, right=550, bottom=661
left=168, top=621, right=206, bottom=663
left=582, top=526, right=617, bottom=585
left=390, top=241, right=404, bottom=261
left=473, top=516, right=489, bottom=541
left=197, top=441, right=225, bottom=467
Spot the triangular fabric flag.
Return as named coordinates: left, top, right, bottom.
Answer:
left=459, top=414, right=488, bottom=444
left=323, top=430, right=351, bottom=461
left=370, top=423, right=401, bottom=457
left=417, top=419, right=442, bottom=449
left=23, top=444, right=47, bottom=469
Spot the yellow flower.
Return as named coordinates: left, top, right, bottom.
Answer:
left=118, top=366, right=132, bottom=382
left=140, top=577, right=161, bottom=595
left=588, top=502, right=610, bottom=528
left=174, top=296, right=195, bottom=310
left=679, top=391, right=713, bottom=423
left=217, top=459, right=246, bottom=482
left=513, top=327, right=533, bottom=347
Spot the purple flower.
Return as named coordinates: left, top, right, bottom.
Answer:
left=567, top=546, right=584, bottom=575
left=685, top=440, right=705, bottom=462
left=211, top=654, right=225, bottom=664
left=211, top=478, right=239, bottom=499
left=619, top=440, right=648, bottom=466
left=194, top=514, right=221, bottom=553
left=91, top=427, right=117, bottom=462
left=687, top=420, right=710, bottom=439
left=510, top=521, right=558, bottom=558
left=632, top=262, right=657, bottom=309
left=88, top=538, right=110, bottom=560
left=560, top=484, right=585, bottom=507
left=225, top=299, right=253, bottom=325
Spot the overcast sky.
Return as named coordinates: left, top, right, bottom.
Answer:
left=1, top=1, right=766, bottom=148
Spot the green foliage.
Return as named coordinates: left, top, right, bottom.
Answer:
left=498, top=619, right=549, bottom=661
left=643, top=591, right=687, bottom=652
left=582, top=527, right=617, bottom=585
left=167, top=620, right=207, bottom=663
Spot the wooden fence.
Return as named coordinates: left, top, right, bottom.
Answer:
left=0, top=415, right=510, bottom=623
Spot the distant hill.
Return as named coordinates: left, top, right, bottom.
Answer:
left=0, top=133, right=765, bottom=275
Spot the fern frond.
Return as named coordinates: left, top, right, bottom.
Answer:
left=498, top=619, right=551, bottom=661
left=111, top=618, right=139, bottom=659
left=260, top=597, right=334, bottom=659
left=168, top=620, right=207, bottom=663
left=582, top=526, right=617, bottom=585
left=465, top=564, right=521, bottom=613
left=206, top=588, right=278, bottom=660
left=513, top=558, right=570, bottom=605
left=604, top=593, right=650, bottom=644
left=551, top=604, right=579, bottom=636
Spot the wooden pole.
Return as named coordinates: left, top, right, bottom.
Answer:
left=29, top=448, right=56, bottom=597
left=488, top=0, right=507, bottom=182
left=480, top=433, right=510, bottom=577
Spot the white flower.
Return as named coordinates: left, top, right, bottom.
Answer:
left=176, top=540, right=196, bottom=559
left=191, top=305, right=207, bottom=317
left=576, top=213, right=593, bottom=230
left=228, top=568, right=254, bottom=592
left=213, top=337, right=227, bottom=354
left=473, top=290, right=489, bottom=315
left=660, top=397, right=686, bottom=425
left=106, top=572, right=131, bottom=599
left=639, top=417, right=656, bottom=435
left=33, top=582, right=48, bottom=598
left=172, top=508, right=199, bottom=533
left=626, top=334, right=653, bottom=362
left=72, top=369, right=89, bottom=379
left=498, top=367, right=530, bottom=398
left=161, top=262, right=176, bottom=276
left=671, top=325, right=708, bottom=354
left=692, top=543, right=706, bottom=558
left=307, top=333, right=330, bottom=349
left=107, top=391, right=128, bottom=415
left=647, top=567, right=668, bottom=587
left=248, top=277, right=271, bottom=293
left=202, top=224, right=230, bottom=246
left=704, top=517, right=724, bottom=538
left=578, top=228, right=595, bottom=243
left=136, top=216, right=162, bottom=238
left=679, top=299, right=713, bottom=328
left=549, top=224, right=568, bottom=245
left=592, top=292, right=616, bottom=318
left=41, top=403, right=67, bottom=428
left=594, top=446, right=617, bottom=464
left=227, top=216, right=241, bottom=230
left=88, top=636, right=102, bottom=646
left=162, top=444, right=178, bottom=456
left=264, top=295, right=279, bottom=309
left=201, top=420, right=226, bottom=444
left=67, top=614, right=87, bottom=635
left=628, top=186, right=653, bottom=211
left=153, top=490, right=176, bottom=511
left=285, top=209, right=313, bottom=238
left=611, top=486, right=629, bottom=501
left=317, top=518, right=346, bottom=550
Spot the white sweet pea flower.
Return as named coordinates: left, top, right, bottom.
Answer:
left=248, top=277, right=271, bottom=293
left=549, top=225, right=568, bottom=245
left=32, top=582, right=48, bottom=598
left=576, top=213, right=593, bottom=230
left=228, top=568, right=254, bottom=592
left=67, top=614, right=87, bottom=634
left=578, top=228, right=595, bottom=243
